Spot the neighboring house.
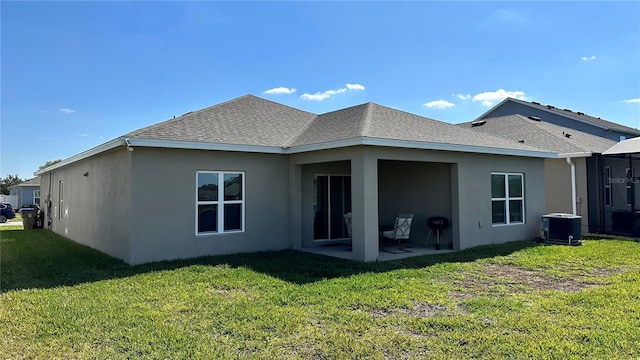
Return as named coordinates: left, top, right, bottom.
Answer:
left=8, top=177, right=41, bottom=208
left=36, top=95, right=555, bottom=265
left=469, top=98, right=640, bottom=237
left=476, top=97, right=640, bottom=142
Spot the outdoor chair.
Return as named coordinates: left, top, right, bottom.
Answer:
left=381, top=213, right=414, bottom=253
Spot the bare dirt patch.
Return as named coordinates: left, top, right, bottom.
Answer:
left=447, top=263, right=609, bottom=300
left=371, top=302, right=448, bottom=319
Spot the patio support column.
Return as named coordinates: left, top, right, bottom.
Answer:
left=351, top=149, right=379, bottom=262
left=289, top=163, right=302, bottom=250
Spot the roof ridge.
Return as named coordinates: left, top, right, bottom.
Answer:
left=126, top=94, right=317, bottom=139
left=124, top=95, right=254, bottom=138
left=361, top=102, right=375, bottom=136
left=283, top=113, right=320, bottom=147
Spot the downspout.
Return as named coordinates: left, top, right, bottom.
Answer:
left=566, top=156, right=577, bottom=216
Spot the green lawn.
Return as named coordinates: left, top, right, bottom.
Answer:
left=1, top=229, right=639, bottom=359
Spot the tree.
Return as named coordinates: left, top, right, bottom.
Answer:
left=39, top=159, right=63, bottom=170
left=1, top=174, right=23, bottom=195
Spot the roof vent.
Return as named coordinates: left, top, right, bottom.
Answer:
left=547, top=105, right=555, bottom=109
left=471, top=120, right=486, bottom=127
left=564, top=132, right=572, bottom=138
left=577, top=112, right=584, bottom=116
left=563, top=108, right=572, bottom=112
left=528, top=116, right=541, bottom=121
left=518, top=140, right=525, bottom=143
left=532, top=101, right=541, bottom=105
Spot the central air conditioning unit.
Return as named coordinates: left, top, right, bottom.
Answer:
left=541, top=213, right=582, bottom=246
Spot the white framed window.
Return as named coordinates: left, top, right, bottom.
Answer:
left=491, top=173, right=525, bottom=225
left=58, top=181, right=64, bottom=220
left=196, top=171, right=244, bottom=235
left=604, top=167, right=612, bottom=207
left=33, top=190, right=40, bottom=206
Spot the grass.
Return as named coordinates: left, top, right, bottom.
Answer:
left=1, top=228, right=639, bottom=359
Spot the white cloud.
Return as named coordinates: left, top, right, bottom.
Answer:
left=424, top=100, right=455, bottom=109
left=346, top=83, right=365, bottom=91
left=300, top=83, right=365, bottom=101
left=300, top=93, right=329, bottom=101
left=80, top=134, right=90, bottom=137
left=581, top=55, right=596, bottom=61
left=472, top=89, right=527, bottom=107
left=453, top=93, right=471, bottom=100
left=58, top=108, right=75, bottom=114
left=624, top=98, right=640, bottom=103
left=263, top=87, right=297, bottom=95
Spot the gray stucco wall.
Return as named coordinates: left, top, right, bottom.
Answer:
left=291, top=146, right=546, bottom=257
left=544, top=157, right=589, bottom=233
left=480, top=102, right=629, bottom=141
left=40, top=148, right=133, bottom=262
left=128, top=148, right=291, bottom=264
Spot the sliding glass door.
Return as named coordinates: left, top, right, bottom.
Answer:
left=313, top=175, right=352, bottom=241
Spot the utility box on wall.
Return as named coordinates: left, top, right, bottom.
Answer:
left=542, top=213, right=582, bottom=246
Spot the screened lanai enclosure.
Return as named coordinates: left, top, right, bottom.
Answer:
left=595, top=153, right=639, bottom=237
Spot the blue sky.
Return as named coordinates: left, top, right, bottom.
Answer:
left=2, top=1, right=639, bottom=179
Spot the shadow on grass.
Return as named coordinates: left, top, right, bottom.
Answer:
left=1, top=228, right=541, bottom=292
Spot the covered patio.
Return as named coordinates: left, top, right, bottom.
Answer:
left=300, top=242, right=457, bottom=261
left=291, top=147, right=460, bottom=262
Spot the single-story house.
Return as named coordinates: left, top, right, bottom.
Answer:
left=468, top=98, right=640, bottom=237
left=36, top=95, right=556, bottom=265
left=8, top=177, right=41, bottom=208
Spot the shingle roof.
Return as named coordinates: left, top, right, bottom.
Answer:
left=458, top=114, right=617, bottom=154
left=125, top=95, right=316, bottom=147
left=603, top=137, right=640, bottom=155
left=487, top=98, right=640, bottom=136
left=126, top=95, right=546, bottom=154
left=285, top=102, right=545, bottom=152
left=9, top=177, right=40, bottom=188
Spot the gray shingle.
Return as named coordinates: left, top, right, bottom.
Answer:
left=458, top=114, right=617, bottom=153
left=125, top=95, right=549, bottom=154
left=289, top=102, right=546, bottom=152
left=126, top=95, right=316, bottom=147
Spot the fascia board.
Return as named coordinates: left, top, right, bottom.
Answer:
left=557, top=152, right=593, bottom=158
left=287, top=137, right=556, bottom=158
left=34, top=138, right=124, bottom=176
left=126, top=138, right=286, bottom=154
left=35, top=135, right=558, bottom=177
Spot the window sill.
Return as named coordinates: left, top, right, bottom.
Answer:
left=491, top=222, right=525, bottom=227
left=196, top=230, right=244, bottom=236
